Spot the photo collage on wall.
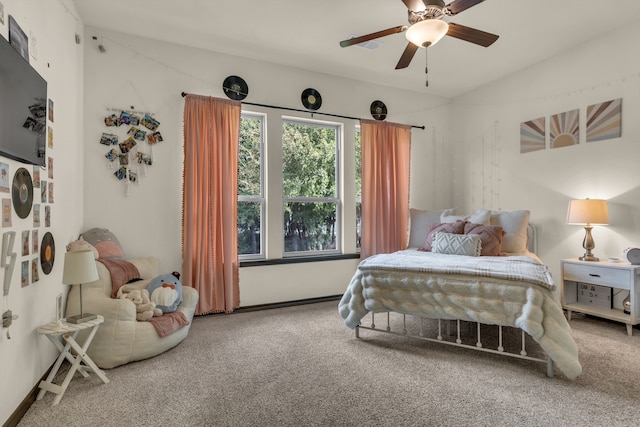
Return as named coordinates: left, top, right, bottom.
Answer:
left=0, top=96, right=55, bottom=288
left=520, top=98, right=622, bottom=154
left=101, top=109, right=162, bottom=188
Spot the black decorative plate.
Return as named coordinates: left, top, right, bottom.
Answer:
left=40, top=232, right=55, bottom=275
left=11, top=167, right=33, bottom=219
left=370, top=100, right=387, bottom=121
left=301, top=88, right=322, bottom=111
left=222, top=75, right=249, bottom=100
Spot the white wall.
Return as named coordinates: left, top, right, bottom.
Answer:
left=82, top=28, right=453, bottom=306
left=0, top=0, right=84, bottom=424
left=450, top=22, right=640, bottom=297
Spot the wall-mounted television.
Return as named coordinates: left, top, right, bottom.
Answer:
left=0, top=34, right=47, bottom=166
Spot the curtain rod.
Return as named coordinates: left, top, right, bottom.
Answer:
left=180, top=92, right=425, bottom=130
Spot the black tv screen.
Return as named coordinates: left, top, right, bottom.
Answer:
left=0, top=34, right=47, bottom=166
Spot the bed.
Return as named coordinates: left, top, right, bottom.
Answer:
left=338, top=209, right=582, bottom=379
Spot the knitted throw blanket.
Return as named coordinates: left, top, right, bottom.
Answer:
left=148, top=312, right=189, bottom=337
left=98, top=258, right=141, bottom=298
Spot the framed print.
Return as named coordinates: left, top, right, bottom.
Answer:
left=520, top=117, right=545, bottom=154
left=586, top=98, right=622, bottom=142
left=550, top=109, right=579, bottom=149
left=8, top=15, right=28, bottom=61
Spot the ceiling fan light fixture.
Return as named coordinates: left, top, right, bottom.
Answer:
left=405, top=19, right=449, bottom=48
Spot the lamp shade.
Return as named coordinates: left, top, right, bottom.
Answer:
left=62, top=250, right=99, bottom=285
left=566, top=199, right=609, bottom=225
left=405, top=19, right=449, bottom=47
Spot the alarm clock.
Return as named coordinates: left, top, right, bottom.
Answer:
left=623, top=247, right=640, bottom=265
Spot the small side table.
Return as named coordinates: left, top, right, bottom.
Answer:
left=561, top=258, right=639, bottom=336
left=36, top=315, right=109, bottom=405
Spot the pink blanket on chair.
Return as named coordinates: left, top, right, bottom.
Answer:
left=98, top=259, right=141, bottom=298
left=148, top=312, right=189, bottom=337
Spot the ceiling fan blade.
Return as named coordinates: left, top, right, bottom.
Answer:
left=340, top=25, right=407, bottom=48
left=446, top=22, right=499, bottom=47
left=445, top=0, right=486, bottom=15
left=395, top=42, right=419, bottom=69
left=402, top=0, right=427, bottom=11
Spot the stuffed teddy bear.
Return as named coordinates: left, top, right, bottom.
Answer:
left=123, top=289, right=163, bottom=321
left=66, top=236, right=99, bottom=260
left=147, top=271, right=183, bottom=313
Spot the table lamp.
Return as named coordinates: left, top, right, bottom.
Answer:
left=63, top=249, right=99, bottom=323
left=566, top=198, right=609, bottom=262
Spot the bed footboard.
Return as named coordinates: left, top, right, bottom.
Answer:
left=355, top=312, right=554, bottom=378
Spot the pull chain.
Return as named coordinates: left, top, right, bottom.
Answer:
left=425, top=47, right=429, bottom=87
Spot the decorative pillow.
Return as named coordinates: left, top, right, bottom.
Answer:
left=80, top=228, right=124, bottom=259
left=408, top=208, right=455, bottom=248
left=147, top=271, right=183, bottom=313
left=463, top=222, right=505, bottom=256
left=441, top=208, right=491, bottom=226
left=490, top=210, right=530, bottom=253
left=431, top=232, right=482, bottom=257
left=419, top=220, right=465, bottom=251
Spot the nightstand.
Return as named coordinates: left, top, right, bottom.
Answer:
left=36, top=315, right=109, bottom=405
left=561, top=258, right=640, bottom=336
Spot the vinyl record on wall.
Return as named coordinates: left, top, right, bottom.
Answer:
left=11, top=167, right=33, bottom=219
left=40, top=232, right=55, bottom=275
left=222, top=75, right=249, bottom=100
left=370, top=100, right=387, bottom=121
left=301, top=88, right=322, bottom=111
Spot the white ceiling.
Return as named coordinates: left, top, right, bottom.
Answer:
left=74, top=0, right=640, bottom=98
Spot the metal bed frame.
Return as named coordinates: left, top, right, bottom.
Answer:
left=355, top=312, right=555, bottom=377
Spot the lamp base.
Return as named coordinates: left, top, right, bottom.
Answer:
left=579, top=254, right=599, bottom=262
left=66, top=313, right=97, bottom=324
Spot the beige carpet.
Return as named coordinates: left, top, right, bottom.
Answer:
left=17, top=301, right=640, bottom=427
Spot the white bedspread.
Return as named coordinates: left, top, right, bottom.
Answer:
left=338, top=250, right=582, bottom=379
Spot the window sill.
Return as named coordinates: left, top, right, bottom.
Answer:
left=240, top=253, right=360, bottom=267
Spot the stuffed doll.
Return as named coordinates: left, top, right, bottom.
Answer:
left=122, top=289, right=162, bottom=321
left=147, top=271, right=183, bottom=313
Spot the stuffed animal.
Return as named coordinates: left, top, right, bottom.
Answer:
left=147, top=271, right=183, bottom=313
left=66, top=236, right=99, bottom=260
left=123, top=289, right=162, bottom=321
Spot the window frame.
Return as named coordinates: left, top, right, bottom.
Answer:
left=237, top=108, right=359, bottom=264
left=238, top=111, right=266, bottom=261
left=281, top=116, right=342, bottom=258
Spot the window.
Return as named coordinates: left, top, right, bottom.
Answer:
left=282, top=119, right=340, bottom=256
left=238, top=110, right=357, bottom=262
left=237, top=113, right=264, bottom=258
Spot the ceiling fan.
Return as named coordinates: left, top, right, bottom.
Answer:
left=340, top=0, right=499, bottom=72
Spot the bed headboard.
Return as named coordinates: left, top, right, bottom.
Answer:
left=527, top=223, right=537, bottom=254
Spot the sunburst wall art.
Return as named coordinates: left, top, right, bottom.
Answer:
left=550, top=109, right=579, bottom=149
left=520, top=117, right=545, bottom=154
left=586, top=98, right=622, bottom=142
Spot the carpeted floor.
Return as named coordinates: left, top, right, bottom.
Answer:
left=17, top=301, right=640, bottom=427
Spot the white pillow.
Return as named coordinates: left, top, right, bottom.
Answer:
left=490, top=210, right=530, bottom=253
left=407, top=208, right=455, bottom=248
left=431, top=232, right=482, bottom=257
left=441, top=208, right=491, bottom=225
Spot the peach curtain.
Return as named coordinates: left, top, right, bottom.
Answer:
left=183, top=95, right=241, bottom=314
left=360, top=119, right=411, bottom=259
